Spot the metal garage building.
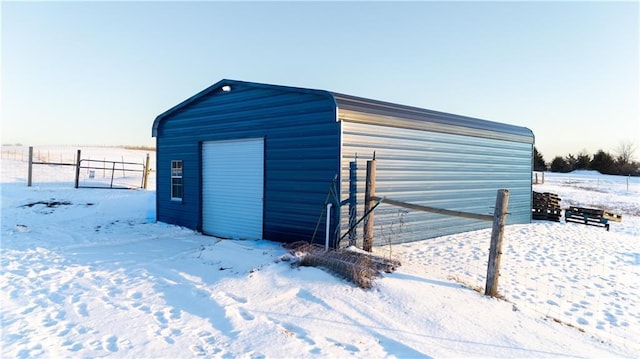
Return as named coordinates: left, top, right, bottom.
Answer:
left=152, top=79, right=534, bottom=247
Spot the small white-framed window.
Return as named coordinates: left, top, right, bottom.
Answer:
left=171, top=160, right=183, bottom=200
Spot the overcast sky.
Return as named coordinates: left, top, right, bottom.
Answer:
left=2, top=1, right=638, bottom=160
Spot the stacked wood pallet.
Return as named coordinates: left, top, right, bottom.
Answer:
left=532, top=191, right=562, bottom=222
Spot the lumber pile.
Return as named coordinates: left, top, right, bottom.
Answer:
left=532, top=191, right=562, bottom=222
left=531, top=191, right=623, bottom=230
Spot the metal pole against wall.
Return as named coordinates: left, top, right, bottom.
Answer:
left=27, top=146, right=33, bottom=187
left=348, top=160, right=358, bottom=247
left=143, top=153, right=150, bottom=189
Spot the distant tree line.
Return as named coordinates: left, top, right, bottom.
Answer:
left=534, top=142, right=639, bottom=176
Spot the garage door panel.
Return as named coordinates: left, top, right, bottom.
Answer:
left=202, top=138, right=264, bottom=239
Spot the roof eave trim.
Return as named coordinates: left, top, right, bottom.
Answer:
left=338, top=109, right=534, bottom=144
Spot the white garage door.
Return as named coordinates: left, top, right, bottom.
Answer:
left=202, top=138, right=264, bottom=239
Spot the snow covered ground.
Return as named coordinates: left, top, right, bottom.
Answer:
left=1, top=146, right=639, bottom=358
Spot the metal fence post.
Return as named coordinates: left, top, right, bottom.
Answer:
left=74, top=149, right=81, bottom=188
left=110, top=161, right=116, bottom=188
left=348, top=160, right=358, bottom=246
left=27, top=146, right=33, bottom=187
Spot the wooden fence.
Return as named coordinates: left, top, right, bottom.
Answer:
left=362, top=158, right=510, bottom=297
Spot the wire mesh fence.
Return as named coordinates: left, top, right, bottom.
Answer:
left=77, top=158, right=146, bottom=189
left=498, top=239, right=639, bottom=350
left=1, top=145, right=155, bottom=190
left=287, top=241, right=401, bottom=289
left=368, top=217, right=639, bottom=351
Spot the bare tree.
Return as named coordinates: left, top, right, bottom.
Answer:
left=616, top=141, right=638, bottom=164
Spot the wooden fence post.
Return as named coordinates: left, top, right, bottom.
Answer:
left=485, top=189, right=510, bottom=297
left=27, top=146, right=33, bottom=187
left=74, top=149, right=81, bottom=189
left=363, top=158, right=376, bottom=252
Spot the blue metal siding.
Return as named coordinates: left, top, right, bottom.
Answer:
left=340, top=121, right=533, bottom=246
left=155, top=141, right=200, bottom=230
left=155, top=82, right=341, bottom=243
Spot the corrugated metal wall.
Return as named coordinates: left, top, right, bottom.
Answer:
left=155, top=81, right=341, bottom=243
left=339, top=121, right=533, bottom=246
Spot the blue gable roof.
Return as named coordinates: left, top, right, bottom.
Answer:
left=152, top=79, right=337, bottom=137
left=153, top=79, right=533, bottom=144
